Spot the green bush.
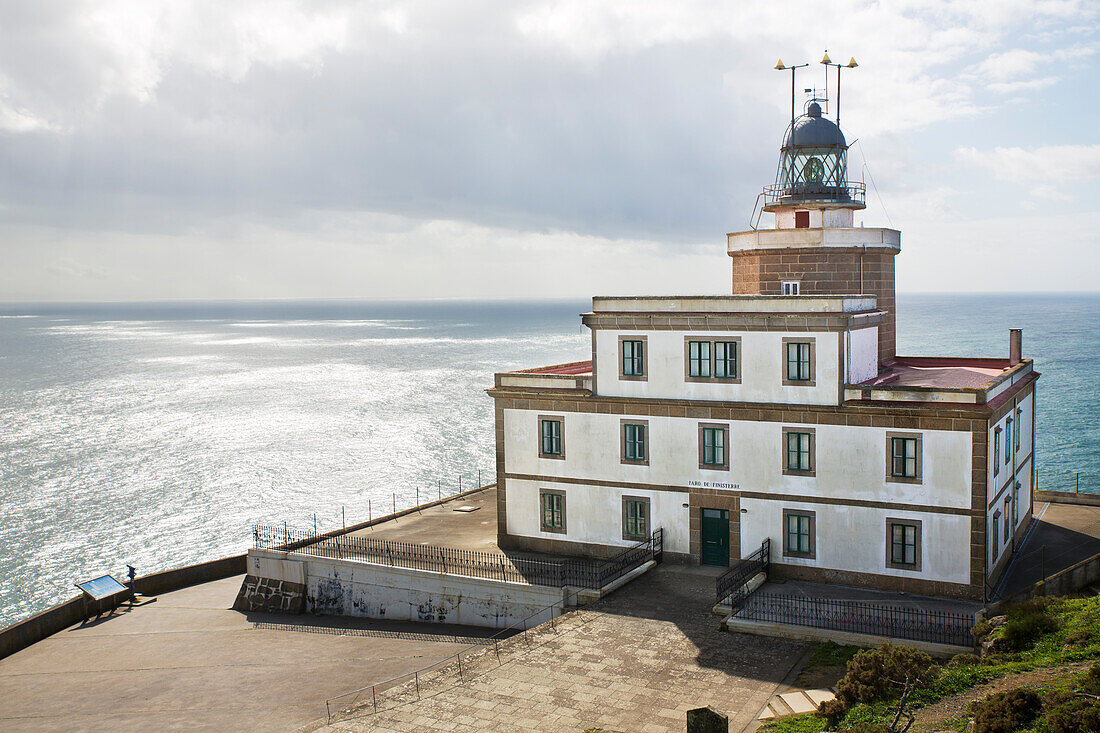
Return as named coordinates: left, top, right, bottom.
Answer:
left=1061, top=630, right=1093, bottom=649
left=839, top=724, right=888, bottom=733
left=1081, top=661, right=1100, bottom=695
left=816, top=644, right=936, bottom=727
left=1046, top=697, right=1100, bottom=733
left=947, top=653, right=981, bottom=669
left=1007, top=607, right=1056, bottom=647
left=971, top=618, right=992, bottom=639
left=972, top=688, right=1041, bottom=733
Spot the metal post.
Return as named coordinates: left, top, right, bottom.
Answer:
left=1077, top=472, right=1080, bottom=493
left=415, top=670, right=420, bottom=700
left=342, top=506, right=345, bottom=529
left=284, top=521, right=288, bottom=545
left=478, top=469, right=481, bottom=487
left=457, top=653, right=463, bottom=680
left=416, top=485, right=419, bottom=509
left=314, top=513, right=317, bottom=536
left=459, top=475, right=462, bottom=494
left=393, top=492, right=396, bottom=515
left=368, top=499, right=372, bottom=523
left=494, top=638, right=500, bottom=664
left=372, top=685, right=377, bottom=712
left=438, top=480, right=441, bottom=501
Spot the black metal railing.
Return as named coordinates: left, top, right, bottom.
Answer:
left=252, top=524, right=662, bottom=591
left=736, top=594, right=974, bottom=648
left=762, top=181, right=866, bottom=207
left=715, top=538, right=770, bottom=609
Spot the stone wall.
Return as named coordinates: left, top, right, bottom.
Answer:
left=730, top=247, right=897, bottom=363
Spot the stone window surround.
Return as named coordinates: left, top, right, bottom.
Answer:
left=621, top=495, right=651, bottom=541
left=618, top=335, right=648, bottom=381
left=683, top=336, right=742, bottom=384
left=698, top=422, right=730, bottom=471
left=885, top=517, right=922, bottom=571
left=537, top=414, right=565, bottom=460
left=782, top=426, right=816, bottom=477
left=620, top=418, right=650, bottom=466
left=539, top=488, right=566, bottom=534
left=886, top=431, right=923, bottom=485
left=782, top=508, right=816, bottom=559
left=781, top=337, right=816, bottom=387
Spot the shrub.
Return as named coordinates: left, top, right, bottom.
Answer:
left=1062, top=630, right=1093, bottom=648
left=817, top=644, right=936, bottom=726
left=972, top=688, right=1041, bottom=733
left=1046, top=697, right=1100, bottom=733
left=1081, top=661, right=1100, bottom=695
left=971, top=619, right=992, bottom=639
left=1001, top=608, right=1058, bottom=651
left=947, top=653, right=980, bottom=669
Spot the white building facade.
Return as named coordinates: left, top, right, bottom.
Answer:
left=488, top=100, right=1038, bottom=601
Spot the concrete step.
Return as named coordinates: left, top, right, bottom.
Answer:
left=757, top=687, right=837, bottom=720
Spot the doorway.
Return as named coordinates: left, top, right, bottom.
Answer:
left=700, top=508, right=730, bottom=566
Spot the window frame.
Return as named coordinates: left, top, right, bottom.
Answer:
left=781, top=426, right=816, bottom=477
left=683, top=337, right=742, bottom=384
left=782, top=508, right=816, bottom=559
left=1005, top=417, right=1013, bottom=464
left=620, top=419, right=649, bottom=466
left=781, top=280, right=800, bottom=295
left=1012, top=481, right=1020, bottom=527
left=686, top=339, right=711, bottom=379
left=885, top=431, right=923, bottom=484
left=537, top=415, right=565, bottom=460
left=1003, top=496, right=1012, bottom=542
left=781, top=338, right=816, bottom=387
left=993, top=427, right=1002, bottom=477
left=539, top=488, right=566, bottom=534
left=885, top=518, right=922, bottom=571
left=618, top=335, right=648, bottom=381
left=992, top=511, right=1001, bottom=560
left=1014, top=408, right=1022, bottom=452
left=621, top=495, right=651, bottom=541
left=698, top=423, right=730, bottom=471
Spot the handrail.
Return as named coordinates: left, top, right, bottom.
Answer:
left=715, top=538, right=770, bottom=609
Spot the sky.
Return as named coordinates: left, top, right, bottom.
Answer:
left=0, top=0, right=1098, bottom=302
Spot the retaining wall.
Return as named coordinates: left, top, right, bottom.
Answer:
left=1035, top=490, right=1100, bottom=507
left=0, top=554, right=246, bottom=661
left=242, top=547, right=563, bottom=628
left=993, top=552, right=1100, bottom=611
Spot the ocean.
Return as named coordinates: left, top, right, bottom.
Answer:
left=1, top=294, right=1097, bottom=626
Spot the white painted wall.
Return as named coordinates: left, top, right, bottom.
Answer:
left=846, top=327, right=879, bottom=383
left=739, top=498, right=972, bottom=585
left=505, top=409, right=973, bottom=510
left=986, top=387, right=1036, bottom=575
left=594, top=329, right=842, bottom=405
left=504, top=478, right=690, bottom=554
left=773, top=208, right=854, bottom=229
left=248, top=548, right=562, bottom=628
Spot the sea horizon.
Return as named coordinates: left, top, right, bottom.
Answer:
left=2, top=292, right=1098, bottom=626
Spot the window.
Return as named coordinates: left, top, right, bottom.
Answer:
left=782, top=339, right=815, bottom=386
left=687, top=340, right=711, bottom=378
left=684, top=337, right=741, bottom=383
left=783, top=509, right=815, bottom=558
left=993, top=428, right=1002, bottom=477
left=1012, top=482, right=1020, bottom=527
left=622, top=496, right=650, bottom=541
left=1014, top=408, right=1021, bottom=452
left=714, top=341, right=739, bottom=379
left=1004, top=497, right=1012, bottom=542
left=886, top=519, right=921, bottom=571
left=992, top=512, right=1001, bottom=560
left=540, top=489, right=565, bottom=533
left=620, top=337, right=645, bottom=378
left=794, top=211, right=810, bottom=228
left=886, top=432, right=922, bottom=483
left=1005, top=418, right=1013, bottom=464
left=699, top=424, right=728, bottom=470
left=622, top=421, right=647, bottom=464
left=781, top=281, right=800, bottom=295
left=782, top=427, right=815, bottom=476
left=538, top=416, right=564, bottom=459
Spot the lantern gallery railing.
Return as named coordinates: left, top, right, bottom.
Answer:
left=762, top=181, right=866, bottom=207
left=252, top=524, right=663, bottom=591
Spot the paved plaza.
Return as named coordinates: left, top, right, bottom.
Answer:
left=318, top=566, right=808, bottom=733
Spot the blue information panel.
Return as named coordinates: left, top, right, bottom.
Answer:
left=76, top=575, right=128, bottom=601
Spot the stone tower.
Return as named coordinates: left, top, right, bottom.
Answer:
left=728, top=99, right=900, bottom=365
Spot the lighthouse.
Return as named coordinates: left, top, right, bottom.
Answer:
left=728, top=74, right=899, bottom=365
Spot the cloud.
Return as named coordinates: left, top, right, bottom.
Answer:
left=0, top=0, right=1096, bottom=300
left=955, top=144, right=1100, bottom=182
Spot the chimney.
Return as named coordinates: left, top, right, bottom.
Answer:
left=1009, top=329, right=1022, bottom=366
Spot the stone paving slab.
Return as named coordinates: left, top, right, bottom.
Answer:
left=317, top=565, right=807, bottom=732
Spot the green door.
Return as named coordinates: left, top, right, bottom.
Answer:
left=701, top=508, right=730, bottom=566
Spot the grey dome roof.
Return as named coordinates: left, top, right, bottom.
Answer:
left=784, top=102, right=846, bottom=148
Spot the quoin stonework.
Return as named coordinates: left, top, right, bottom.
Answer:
left=488, top=87, right=1038, bottom=602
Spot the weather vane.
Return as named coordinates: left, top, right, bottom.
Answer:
left=775, top=52, right=858, bottom=132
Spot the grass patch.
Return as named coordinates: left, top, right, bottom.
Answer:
left=804, top=641, right=863, bottom=672
left=758, top=714, right=826, bottom=733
